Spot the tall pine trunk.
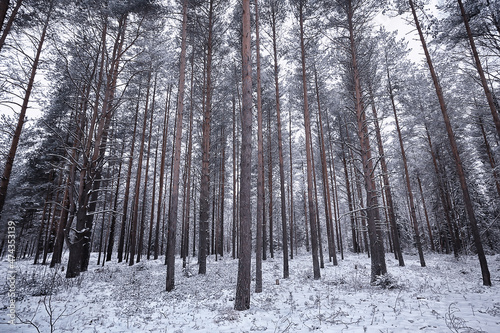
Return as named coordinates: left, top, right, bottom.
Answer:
left=234, top=0, right=253, bottom=311
left=347, top=0, right=386, bottom=281
left=298, top=2, right=320, bottom=280
left=255, top=0, right=264, bottom=293
left=270, top=1, right=289, bottom=278
left=198, top=0, right=214, bottom=275
left=166, top=0, right=188, bottom=291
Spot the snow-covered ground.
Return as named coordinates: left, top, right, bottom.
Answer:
left=1, top=251, right=499, bottom=332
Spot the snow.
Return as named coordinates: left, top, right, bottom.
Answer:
left=1, top=251, right=499, bottom=332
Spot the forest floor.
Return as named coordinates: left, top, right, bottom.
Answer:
left=1, top=250, right=500, bottom=332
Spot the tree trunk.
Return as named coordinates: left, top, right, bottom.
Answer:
left=270, top=0, right=289, bottom=279
left=166, top=0, right=188, bottom=291
left=314, top=68, right=338, bottom=266
left=137, top=78, right=156, bottom=264
left=267, top=101, right=274, bottom=259
left=417, top=175, right=435, bottom=251
left=347, top=0, right=386, bottom=281
left=218, top=132, right=226, bottom=258
left=298, top=2, right=320, bottom=280
left=255, top=0, right=264, bottom=293
left=310, top=135, right=324, bottom=269
left=368, top=84, right=404, bottom=266
left=232, top=94, right=237, bottom=260
left=129, top=71, right=152, bottom=267
left=234, top=0, right=252, bottom=311
left=155, top=85, right=172, bottom=260
left=289, top=108, right=295, bottom=259
left=387, top=68, right=425, bottom=267
left=409, top=0, right=490, bottom=286
left=198, top=0, right=214, bottom=275
left=181, top=56, right=195, bottom=267
left=117, top=97, right=140, bottom=263
left=106, top=141, right=125, bottom=262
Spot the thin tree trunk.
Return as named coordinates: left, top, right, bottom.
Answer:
left=129, top=71, right=152, bottom=267
left=314, top=68, right=338, bottom=266
left=326, top=116, right=343, bottom=259
left=298, top=2, right=320, bottom=280
left=270, top=0, right=289, bottom=279
left=234, top=0, right=252, bottom=311
left=166, top=0, right=188, bottom=291
left=181, top=57, right=195, bottom=267
left=232, top=94, right=237, bottom=260
left=155, top=85, right=172, bottom=260
left=218, top=132, right=226, bottom=258
left=147, top=137, right=159, bottom=260
left=409, top=0, right=490, bottom=286
left=341, top=133, right=358, bottom=254
left=417, top=175, right=435, bottom=251
left=310, top=135, right=324, bottom=269
left=106, top=141, right=125, bottom=262
left=255, top=0, right=264, bottom=293
left=137, top=79, right=156, bottom=264
left=267, top=102, right=274, bottom=259
left=368, top=84, right=404, bottom=266
left=387, top=68, right=425, bottom=267
left=117, top=96, right=140, bottom=263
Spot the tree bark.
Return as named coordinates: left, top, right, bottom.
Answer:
left=255, top=0, right=264, bottom=294
left=270, top=0, right=289, bottom=279
left=166, top=0, right=188, bottom=291
left=368, top=84, right=404, bottom=266
left=198, top=0, right=214, bottom=275
left=314, top=68, right=338, bottom=266
left=234, top=0, right=252, bottom=311
left=347, top=0, right=386, bottom=281
left=155, top=85, right=172, bottom=260
left=298, top=1, right=320, bottom=280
